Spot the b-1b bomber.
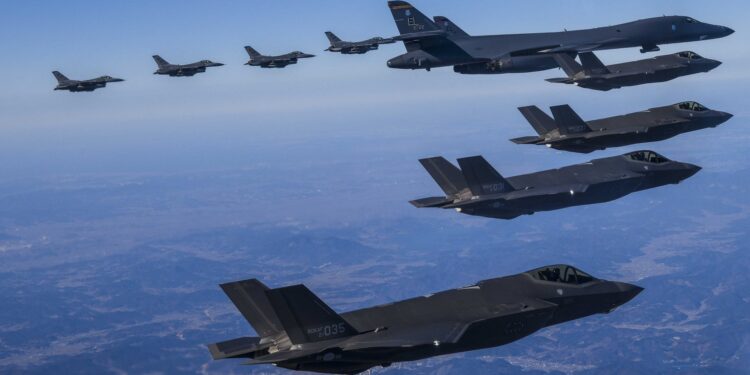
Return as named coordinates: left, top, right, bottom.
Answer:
left=546, top=51, right=722, bottom=90
left=208, top=265, right=641, bottom=374
left=511, top=101, right=733, bottom=153
left=412, top=151, right=700, bottom=219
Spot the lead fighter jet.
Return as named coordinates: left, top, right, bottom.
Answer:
left=208, top=265, right=642, bottom=374
left=385, top=1, right=733, bottom=73
left=152, top=55, right=223, bottom=77
left=324, top=32, right=394, bottom=54
left=244, top=46, right=315, bottom=68
left=412, top=151, right=700, bottom=219
left=52, top=71, right=124, bottom=92
left=511, top=102, right=732, bottom=153
left=546, top=51, right=721, bottom=90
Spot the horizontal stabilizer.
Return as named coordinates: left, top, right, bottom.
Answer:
left=410, top=196, right=454, bottom=208
left=545, top=77, right=574, bottom=84
left=207, top=337, right=261, bottom=360
left=457, top=156, right=514, bottom=196
left=510, top=136, right=543, bottom=145
left=265, top=284, right=358, bottom=345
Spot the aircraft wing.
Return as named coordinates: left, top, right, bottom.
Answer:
left=511, top=37, right=629, bottom=57
left=338, top=321, right=469, bottom=351
left=444, top=184, right=589, bottom=209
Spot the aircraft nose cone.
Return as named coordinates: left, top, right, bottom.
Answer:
left=681, top=163, right=702, bottom=179
left=723, top=27, right=735, bottom=36
left=614, top=282, right=644, bottom=304
left=705, top=59, right=722, bottom=70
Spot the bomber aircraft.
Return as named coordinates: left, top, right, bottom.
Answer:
left=324, top=32, right=394, bottom=54
left=208, top=266, right=642, bottom=374
left=411, top=151, right=700, bottom=219
left=244, top=46, right=315, bottom=68
left=152, top=55, right=224, bottom=77
left=511, top=102, right=733, bottom=153
left=52, top=71, right=124, bottom=92
left=546, top=51, right=721, bottom=90
left=385, top=1, right=733, bottom=73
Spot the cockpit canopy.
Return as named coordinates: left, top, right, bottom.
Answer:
left=677, top=51, right=703, bottom=60
left=528, top=265, right=596, bottom=285
left=677, top=101, right=708, bottom=112
left=626, top=150, right=670, bottom=164
left=684, top=17, right=697, bottom=24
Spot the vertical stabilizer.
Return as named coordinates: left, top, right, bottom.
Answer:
left=550, top=105, right=592, bottom=135
left=457, top=156, right=514, bottom=196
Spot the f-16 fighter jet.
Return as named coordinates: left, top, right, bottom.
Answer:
left=412, top=151, right=700, bottom=219
left=385, top=1, right=733, bottom=73
left=546, top=51, right=721, bottom=90
left=52, top=71, right=124, bottom=92
left=324, top=32, right=394, bottom=54
left=511, top=102, right=732, bottom=153
left=244, top=46, right=315, bottom=68
left=152, top=55, right=223, bottom=77
left=208, top=265, right=642, bottom=374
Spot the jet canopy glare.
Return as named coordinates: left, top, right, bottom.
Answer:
left=528, top=265, right=596, bottom=285
left=677, top=51, right=703, bottom=59
left=677, top=101, right=708, bottom=112
left=626, top=150, right=671, bottom=164
left=685, top=17, right=697, bottom=23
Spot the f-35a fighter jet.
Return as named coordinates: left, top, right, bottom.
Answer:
left=412, top=151, right=700, bottom=219
left=208, top=266, right=642, bottom=374
left=52, top=71, right=124, bottom=92
left=244, top=46, right=315, bottom=68
left=385, top=1, right=733, bottom=73
left=152, top=55, right=223, bottom=77
left=324, top=32, right=394, bottom=54
left=511, top=102, right=732, bottom=153
left=546, top=51, right=721, bottom=90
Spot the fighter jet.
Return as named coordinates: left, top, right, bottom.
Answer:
left=208, top=265, right=642, bottom=374
left=152, top=55, right=223, bottom=77
left=52, top=71, right=124, bottom=92
left=244, top=46, right=315, bottom=68
left=511, top=102, right=733, bottom=153
left=412, top=151, right=700, bottom=219
left=546, top=51, right=721, bottom=90
left=324, top=32, right=394, bottom=54
left=385, top=1, right=733, bottom=73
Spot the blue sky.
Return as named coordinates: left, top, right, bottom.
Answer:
left=0, top=0, right=746, bottom=177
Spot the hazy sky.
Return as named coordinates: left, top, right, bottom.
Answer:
left=0, top=0, right=746, bottom=177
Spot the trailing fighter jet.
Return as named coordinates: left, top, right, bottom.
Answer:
left=208, top=266, right=642, bottom=374
left=385, top=1, right=733, bottom=73
left=324, top=32, right=394, bottom=54
left=546, top=51, right=721, bottom=90
left=511, top=102, right=732, bottom=153
left=412, top=151, right=700, bottom=219
left=152, top=55, right=223, bottom=77
left=244, top=46, right=315, bottom=68
left=52, top=71, right=124, bottom=92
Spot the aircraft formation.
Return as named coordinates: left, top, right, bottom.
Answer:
left=50, top=1, right=734, bottom=373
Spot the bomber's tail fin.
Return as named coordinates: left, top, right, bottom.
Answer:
left=265, top=284, right=358, bottom=345
left=52, top=71, right=69, bottom=83
left=550, top=105, right=592, bottom=135
left=578, top=52, right=610, bottom=75
left=152, top=55, right=170, bottom=67
left=433, top=16, right=470, bottom=37
left=551, top=54, right=583, bottom=77
left=220, top=279, right=286, bottom=338
left=244, top=45, right=261, bottom=57
left=388, top=1, right=440, bottom=35
left=518, top=106, right=557, bottom=136
left=457, top=156, right=514, bottom=196
left=418, top=157, right=469, bottom=196
left=325, top=31, right=341, bottom=45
